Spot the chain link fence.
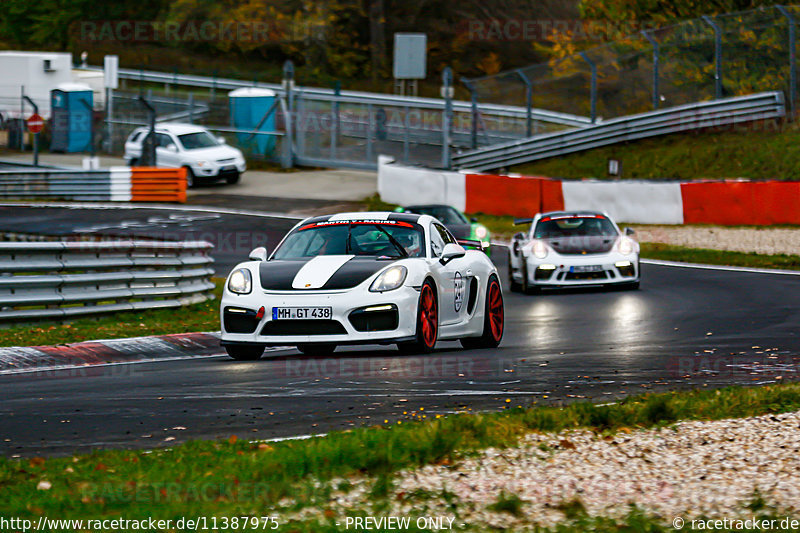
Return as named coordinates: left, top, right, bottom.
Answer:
left=463, top=6, right=800, bottom=123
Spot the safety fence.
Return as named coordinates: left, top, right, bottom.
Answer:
left=98, top=65, right=591, bottom=170
left=0, top=166, right=186, bottom=202
left=452, top=91, right=786, bottom=171
left=463, top=5, right=800, bottom=123
left=378, top=157, right=800, bottom=225
left=0, top=240, right=215, bottom=322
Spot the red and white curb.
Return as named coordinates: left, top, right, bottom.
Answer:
left=0, top=333, right=286, bottom=376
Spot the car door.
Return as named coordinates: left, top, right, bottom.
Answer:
left=429, top=222, right=470, bottom=326
left=154, top=133, right=181, bottom=168
left=123, top=129, right=144, bottom=162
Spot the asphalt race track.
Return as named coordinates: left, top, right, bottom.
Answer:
left=1, top=206, right=799, bottom=456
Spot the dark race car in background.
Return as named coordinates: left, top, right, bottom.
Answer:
left=396, top=205, right=491, bottom=255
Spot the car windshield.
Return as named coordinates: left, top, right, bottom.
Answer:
left=534, top=216, right=618, bottom=239
left=272, top=220, right=425, bottom=259
left=177, top=131, right=219, bottom=150
left=407, top=206, right=467, bottom=225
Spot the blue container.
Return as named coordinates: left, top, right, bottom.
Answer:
left=50, top=83, right=93, bottom=153
left=229, top=87, right=276, bottom=155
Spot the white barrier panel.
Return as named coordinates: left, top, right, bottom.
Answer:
left=109, top=166, right=132, bottom=202
left=378, top=157, right=466, bottom=211
left=562, top=181, right=684, bottom=224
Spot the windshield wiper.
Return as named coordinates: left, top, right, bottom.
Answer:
left=373, top=225, right=408, bottom=258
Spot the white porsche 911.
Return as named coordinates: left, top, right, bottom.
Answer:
left=509, top=210, right=640, bottom=292
left=220, top=211, right=504, bottom=360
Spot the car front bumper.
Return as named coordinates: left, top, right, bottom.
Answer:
left=220, top=285, right=420, bottom=346
left=523, top=253, right=639, bottom=287
left=193, top=161, right=246, bottom=177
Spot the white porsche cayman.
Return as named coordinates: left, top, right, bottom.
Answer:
left=220, top=211, right=504, bottom=360
left=509, top=210, right=640, bottom=292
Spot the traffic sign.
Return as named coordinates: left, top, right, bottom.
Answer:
left=27, top=113, right=44, bottom=134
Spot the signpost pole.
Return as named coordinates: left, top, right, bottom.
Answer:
left=23, top=95, right=40, bottom=167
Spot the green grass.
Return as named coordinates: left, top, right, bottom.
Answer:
left=511, top=120, right=800, bottom=180
left=488, top=492, right=527, bottom=517
left=0, top=279, right=224, bottom=348
left=362, top=193, right=400, bottom=212
left=641, top=243, right=800, bottom=270
left=5, top=383, right=800, bottom=524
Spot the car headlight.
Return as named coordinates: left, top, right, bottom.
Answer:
left=618, top=237, right=634, bottom=255
left=369, top=265, right=407, bottom=292
left=532, top=239, right=549, bottom=259
left=228, top=268, right=252, bottom=294
left=475, top=225, right=488, bottom=240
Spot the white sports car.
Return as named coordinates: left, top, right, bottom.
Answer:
left=220, top=211, right=504, bottom=360
left=509, top=210, right=640, bottom=292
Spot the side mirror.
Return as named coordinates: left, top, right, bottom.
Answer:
left=625, top=227, right=635, bottom=236
left=512, top=232, right=525, bottom=255
left=217, top=136, right=227, bottom=144
left=440, top=243, right=466, bottom=265
left=249, top=246, right=268, bottom=261
left=167, top=143, right=178, bottom=153
left=470, top=217, right=478, bottom=223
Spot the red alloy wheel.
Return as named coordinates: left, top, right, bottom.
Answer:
left=487, top=280, right=504, bottom=341
left=420, top=283, right=438, bottom=348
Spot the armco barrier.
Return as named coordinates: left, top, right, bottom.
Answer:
left=452, top=92, right=786, bottom=171
left=0, top=166, right=186, bottom=203
left=0, top=240, right=214, bottom=321
left=379, top=158, right=800, bottom=225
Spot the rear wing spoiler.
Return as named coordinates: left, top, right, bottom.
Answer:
left=513, top=218, right=534, bottom=226
left=457, top=238, right=490, bottom=253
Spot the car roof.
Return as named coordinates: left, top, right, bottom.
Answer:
left=300, top=211, right=427, bottom=225
left=135, top=123, right=209, bottom=135
left=539, top=210, right=607, bottom=219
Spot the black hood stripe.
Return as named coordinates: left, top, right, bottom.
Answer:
left=322, top=257, right=397, bottom=289
left=259, top=256, right=396, bottom=291
left=259, top=260, right=307, bottom=290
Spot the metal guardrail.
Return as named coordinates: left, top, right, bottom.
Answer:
left=0, top=240, right=215, bottom=321
left=452, top=92, right=786, bottom=171
left=89, top=66, right=593, bottom=128
left=0, top=167, right=187, bottom=202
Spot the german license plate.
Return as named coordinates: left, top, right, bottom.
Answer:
left=272, top=307, right=332, bottom=320
left=571, top=265, right=603, bottom=273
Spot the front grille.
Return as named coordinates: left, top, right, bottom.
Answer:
left=349, top=305, right=399, bottom=332
left=534, top=267, right=555, bottom=281
left=223, top=308, right=260, bottom=334
left=564, top=270, right=608, bottom=281
left=217, top=158, right=236, bottom=164
left=260, top=319, right=347, bottom=336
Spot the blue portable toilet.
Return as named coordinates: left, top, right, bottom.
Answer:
left=50, top=83, right=93, bottom=153
left=229, top=87, right=276, bottom=155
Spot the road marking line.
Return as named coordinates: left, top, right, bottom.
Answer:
left=0, top=201, right=303, bottom=221
left=642, top=258, right=800, bottom=276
